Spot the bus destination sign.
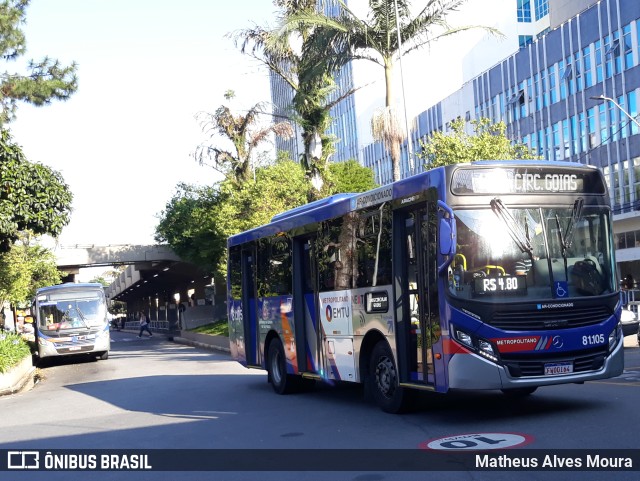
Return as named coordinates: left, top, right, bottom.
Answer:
left=452, top=167, right=605, bottom=195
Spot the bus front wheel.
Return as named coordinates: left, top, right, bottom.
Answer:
left=97, top=351, right=109, bottom=361
left=369, top=341, right=412, bottom=413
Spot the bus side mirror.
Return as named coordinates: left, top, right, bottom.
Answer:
left=437, top=201, right=457, bottom=273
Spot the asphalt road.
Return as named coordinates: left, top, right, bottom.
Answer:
left=0, top=330, right=638, bottom=481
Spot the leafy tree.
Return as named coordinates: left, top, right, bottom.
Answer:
left=0, top=128, right=73, bottom=252
left=0, top=0, right=78, bottom=124
left=325, top=159, right=378, bottom=194
left=155, top=182, right=226, bottom=274
left=283, top=0, right=497, bottom=181
left=0, top=232, right=61, bottom=308
left=217, top=157, right=310, bottom=237
left=418, top=117, right=538, bottom=168
left=156, top=158, right=310, bottom=276
left=193, top=90, right=293, bottom=185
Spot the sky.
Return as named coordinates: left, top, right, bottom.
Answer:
left=10, top=0, right=279, bottom=247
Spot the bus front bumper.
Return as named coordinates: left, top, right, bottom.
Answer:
left=447, top=335, right=625, bottom=391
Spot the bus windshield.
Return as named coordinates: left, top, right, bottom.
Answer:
left=449, top=203, right=615, bottom=301
left=38, top=298, right=107, bottom=332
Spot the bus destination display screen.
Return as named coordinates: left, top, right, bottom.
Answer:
left=451, top=167, right=606, bottom=195
left=473, top=275, right=527, bottom=296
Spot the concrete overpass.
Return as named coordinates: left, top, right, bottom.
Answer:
left=54, top=244, right=224, bottom=326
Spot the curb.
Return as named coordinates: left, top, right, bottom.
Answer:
left=172, top=333, right=230, bottom=353
left=0, top=356, right=36, bottom=397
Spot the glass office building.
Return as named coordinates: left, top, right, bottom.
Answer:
left=360, top=0, right=640, bottom=278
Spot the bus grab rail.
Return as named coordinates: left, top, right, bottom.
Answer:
left=437, top=200, right=456, bottom=273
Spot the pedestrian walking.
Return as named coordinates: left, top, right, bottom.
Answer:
left=137, top=311, right=153, bottom=338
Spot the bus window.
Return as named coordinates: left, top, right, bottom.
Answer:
left=451, top=206, right=614, bottom=300
left=355, top=204, right=392, bottom=287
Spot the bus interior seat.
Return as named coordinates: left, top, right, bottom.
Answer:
left=533, top=256, right=603, bottom=285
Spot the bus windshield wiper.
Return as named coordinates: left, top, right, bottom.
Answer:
left=490, top=198, right=533, bottom=257
left=76, top=309, right=90, bottom=329
left=562, top=198, right=584, bottom=256
left=555, top=198, right=584, bottom=279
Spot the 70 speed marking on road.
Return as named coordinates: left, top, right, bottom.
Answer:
left=420, top=432, right=534, bottom=451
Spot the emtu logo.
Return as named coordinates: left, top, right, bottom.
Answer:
left=326, top=305, right=333, bottom=322
left=8, top=451, right=39, bottom=469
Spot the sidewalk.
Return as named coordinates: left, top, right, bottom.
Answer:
left=117, top=327, right=230, bottom=353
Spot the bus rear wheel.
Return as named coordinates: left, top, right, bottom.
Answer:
left=267, top=338, right=298, bottom=394
left=369, top=341, right=412, bottom=413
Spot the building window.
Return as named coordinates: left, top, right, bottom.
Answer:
left=517, top=0, right=531, bottom=22
left=553, top=122, right=562, bottom=160
left=559, top=60, right=567, bottom=100
left=634, top=158, right=640, bottom=207
left=534, top=0, right=548, bottom=20
left=563, top=119, right=570, bottom=159
left=547, top=65, right=556, bottom=104
left=579, top=112, right=587, bottom=154
left=609, top=99, right=619, bottom=142
left=604, top=33, right=621, bottom=78
left=629, top=90, right=638, bottom=136
left=583, top=45, right=593, bottom=88
left=570, top=115, right=579, bottom=156
left=537, top=129, right=545, bottom=156
left=612, top=163, right=620, bottom=207
left=519, top=35, right=533, bottom=48
left=574, top=51, right=582, bottom=92
left=623, top=24, right=633, bottom=70
left=587, top=107, right=596, bottom=149
left=594, top=40, right=603, bottom=83
left=599, top=104, right=608, bottom=145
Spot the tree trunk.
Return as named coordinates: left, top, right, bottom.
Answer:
left=385, top=61, right=401, bottom=182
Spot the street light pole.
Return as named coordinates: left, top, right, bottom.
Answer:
left=590, top=95, right=640, bottom=130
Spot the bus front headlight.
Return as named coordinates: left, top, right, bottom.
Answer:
left=478, top=339, right=498, bottom=362
left=453, top=327, right=498, bottom=362
left=455, top=329, right=473, bottom=348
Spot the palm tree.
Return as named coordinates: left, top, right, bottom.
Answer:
left=230, top=0, right=358, bottom=191
left=194, top=91, right=293, bottom=185
left=282, top=0, right=498, bottom=181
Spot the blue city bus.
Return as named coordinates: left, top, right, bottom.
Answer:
left=32, top=283, right=111, bottom=362
left=227, top=161, right=624, bottom=412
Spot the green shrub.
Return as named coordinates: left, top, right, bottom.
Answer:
left=190, top=320, right=228, bottom=337
left=0, top=333, right=31, bottom=373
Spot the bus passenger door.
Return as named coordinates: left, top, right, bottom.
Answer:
left=241, top=246, right=259, bottom=367
left=292, top=236, right=321, bottom=375
left=397, top=203, right=439, bottom=387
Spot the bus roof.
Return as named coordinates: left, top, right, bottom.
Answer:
left=35, top=283, right=105, bottom=295
left=228, top=160, right=601, bottom=247
left=228, top=165, right=448, bottom=247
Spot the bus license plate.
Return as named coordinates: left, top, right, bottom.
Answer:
left=68, top=346, right=81, bottom=351
left=544, top=362, right=573, bottom=375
